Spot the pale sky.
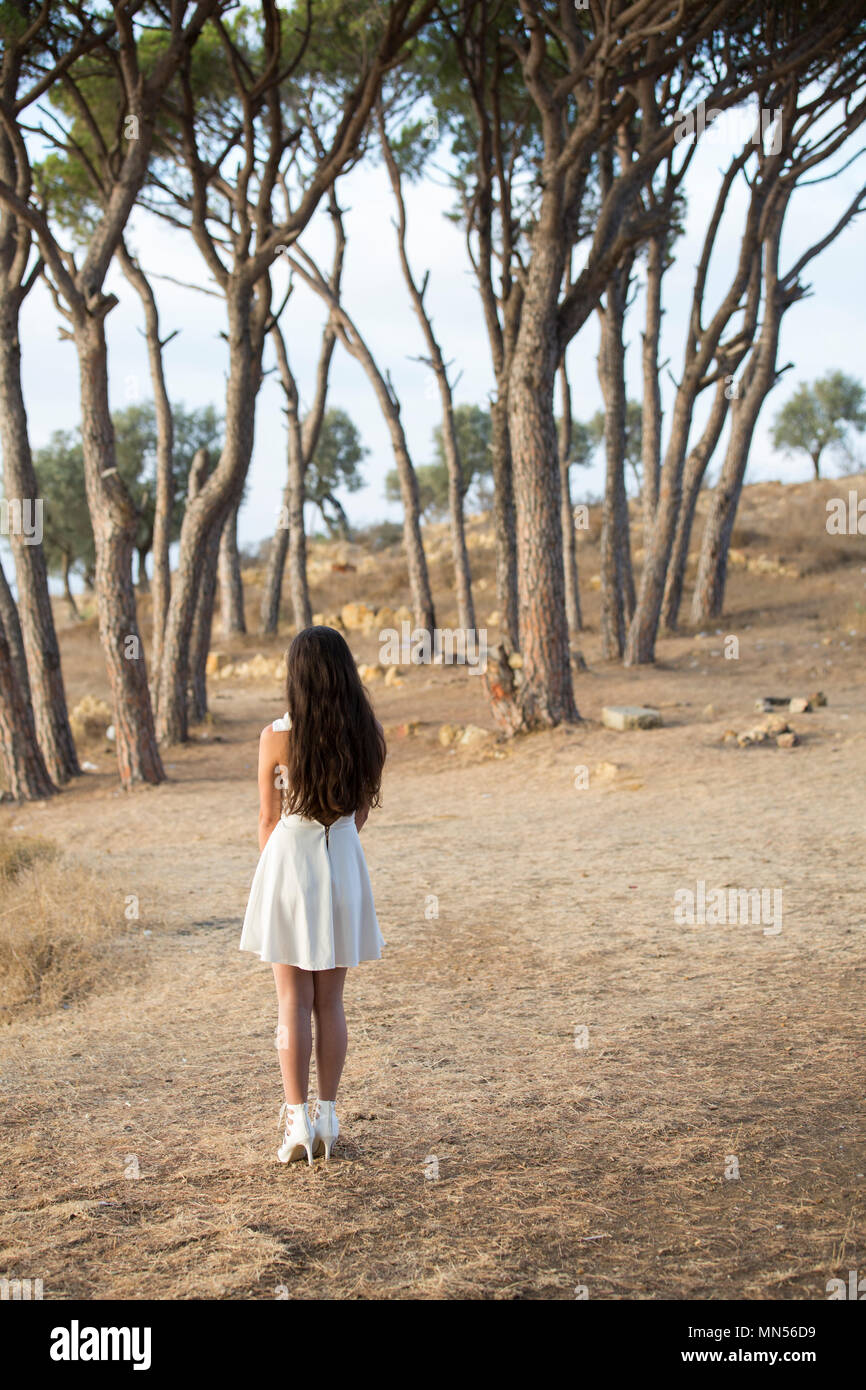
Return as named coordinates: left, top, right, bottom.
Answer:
left=10, top=101, right=866, bottom=576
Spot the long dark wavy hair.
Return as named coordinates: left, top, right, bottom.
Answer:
left=283, top=626, right=386, bottom=824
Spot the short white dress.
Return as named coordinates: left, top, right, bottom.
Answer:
left=239, top=713, right=384, bottom=970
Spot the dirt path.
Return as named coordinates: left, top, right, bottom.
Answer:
left=2, top=583, right=865, bottom=1299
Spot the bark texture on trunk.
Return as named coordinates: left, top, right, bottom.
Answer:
left=0, top=551, right=30, bottom=699
left=490, top=391, right=519, bottom=649
left=0, top=600, right=57, bottom=800
left=597, top=267, right=633, bottom=659
left=640, top=231, right=664, bottom=545
left=189, top=511, right=222, bottom=723
left=218, top=502, right=247, bottom=636
left=506, top=229, right=579, bottom=726
left=75, top=315, right=164, bottom=786
left=0, top=293, right=79, bottom=782
left=557, top=362, right=582, bottom=634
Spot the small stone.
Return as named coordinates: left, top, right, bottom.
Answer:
left=721, top=730, right=738, bottom=745
left=755, top=698, right=773, bottom=713
left=736, top=732, right=754, bottom=747
left=776, top=732, right=799, bottom=748
left=593, top=761, right=620, bottom=781
left=789, top=696, right=812, bottom=714
left=459, top=724, right=494, bottom=747
left=438, top=723, right=462, bottom=747
left=762, top=714, right=790, bottom=736
left=602, top=705, right=662, bottom=731
left=808, top=691, right=827, bottom=707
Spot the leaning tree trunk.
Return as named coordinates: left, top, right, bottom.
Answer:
left=284, top=254, right=435, bottom=636
left=506, top=239, right=579, bottom=727
left=117, top=244, right=175, bottom=679
left=261, top=512, right=289, bottom=635
left=379, top=118, right=475, bottom=634
left=692, top=216, right=788, bottom=625
left=156, top=281, right=268, bottom=745
left=0, top=293, right=79, bottom=783
left=557, top=362, right=582, bottom=634
left=74, top=315, right=164, bottom=786
left=0, top=596, right=57, bottom=800
left=218, top=502, right=247, bottom=636
left=661, top=377, right=730, bottom=631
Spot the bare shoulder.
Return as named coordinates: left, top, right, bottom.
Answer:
left=259, top=722, right=288, bottom=754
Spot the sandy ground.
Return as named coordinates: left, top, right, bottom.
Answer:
left=1, top=520, right=864, bottom=1300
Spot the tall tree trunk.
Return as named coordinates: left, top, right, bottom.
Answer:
left=269, top=324, right=311, bottom=632
left=597, top=267, right=632, bottom=659
left=379, top=114, right=475, bottom=633
left=117, top=243, right=175, bottom=679
left=506, top=232, right=579, bottom=726
left=189, top=510, right=222, bottom=723
left=490, top=391, right=519, bottom=649
left=156, top=283, right=267, bottom=745
left=285, top=253, right=435, bottom=635
left=74, top=314, right=164, bottom=786
left=218, top=501, right=246, bottom=636
left=0, top=552, right=30, bottom=700
left=0, top=601, right=57, bottom=801
left=261, top=511, right=289, bottom=635
left=692, top=210, right=789, bottom=624
left=661, top=377, right=730, bottom=631
left=557, top=362, right=582, bottom=634
left=0, top=292, right=79, bottom=783
left=640, top=231, right=664, bottom=546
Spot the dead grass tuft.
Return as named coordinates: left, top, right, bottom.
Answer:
left=0, top=840, right=144, bottom=1023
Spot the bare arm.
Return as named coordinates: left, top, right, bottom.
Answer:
left=257, top=725, right=286, bottom=852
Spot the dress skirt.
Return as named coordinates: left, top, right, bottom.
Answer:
left=239, top=811, right=384, bottom=970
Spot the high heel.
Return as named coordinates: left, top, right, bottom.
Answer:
left=312, top=1099, right=339, bottom=1160
left=278, top=1101, right=314, bottom=1165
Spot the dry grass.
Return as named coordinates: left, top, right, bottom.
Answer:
left=0, top=837, right=144, bottom=1023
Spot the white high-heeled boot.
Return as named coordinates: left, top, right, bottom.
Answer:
left=278, top=1101, right=314, bottom=1165
left=312, top=1100, right=339, bottom=1160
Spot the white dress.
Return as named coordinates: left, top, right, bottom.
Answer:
left=239, top=713, right=384, bottom=970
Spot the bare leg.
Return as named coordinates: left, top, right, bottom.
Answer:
left=272, top=964, right=314, bottom=1103
left=312, top=967, right=348, bottom=1101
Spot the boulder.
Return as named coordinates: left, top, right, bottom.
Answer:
left=602, top=705, right=662, bottom=731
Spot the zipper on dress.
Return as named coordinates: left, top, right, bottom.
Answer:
left=325, top=823, right=330, bottom=849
